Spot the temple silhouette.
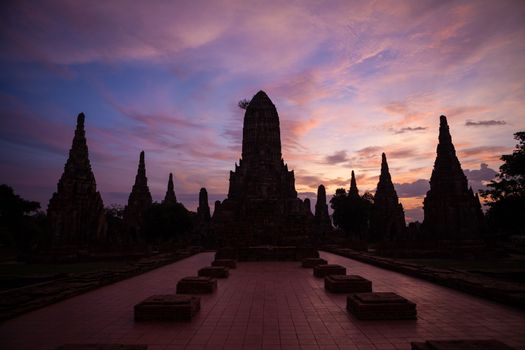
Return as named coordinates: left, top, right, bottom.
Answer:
left=47, top=113, right=106, bottom=245
left=45, top=93, right=487, bottom=247
left=211, top=91, right=313, bottom=246
left=422, top=115, right=486, bottom=239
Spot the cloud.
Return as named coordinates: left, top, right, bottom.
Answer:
left=465, top=120, right=506, bottom=127
left=2, top=0, right=525, bottom=213
left=459, top=145, right=508, bottom=158
left=392, top=126, right=427, bottom=134
left=463, top=163, right=497, bottom=192
left=394, top=179, right=430, bottom=197
left=295, top=174, right=349, bottom=190
left=404, top=207, right=424, bottom=223
left=325, top=150, right=348, bottom=164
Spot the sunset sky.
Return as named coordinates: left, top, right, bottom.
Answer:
left=1, top=1, right=525, bottom=222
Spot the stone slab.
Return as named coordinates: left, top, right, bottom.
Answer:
left=346, top=292, right=417, bottom=320
left=324, top=274, right=372, bottom=293
left=134, top=294, right=200, bottom=322
left=56, top=345, right=147, bottom=350
left=301, top=257, right=328, bottom=268
left=313, top=264, right=346, bottom=278
left=411, top=339, right=514, bottom=350
left=198, top=266, right=229, bottom=278
left=176, top=276, right=217, bottom=294
left=211, top=259, right=237, bottom=268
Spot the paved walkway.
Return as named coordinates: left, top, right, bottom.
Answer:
left=1, top=252, right=524, bottom=350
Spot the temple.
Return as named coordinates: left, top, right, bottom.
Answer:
left=197, top=188, right=211, bottom=222
left=423, top=115, right=485, bottom=239
left=163, top=173, right=177, bottom=204
left=348, top=170, right=359, bottom=199
left=47, top=113, right=106, bottom=245
left=315, top=184, right=331, bottom=227
left=369, top=153, right=406, bottom=241
left=212, top=91, right=313, bottom=245
left=123, top=151, right=152, bottom=239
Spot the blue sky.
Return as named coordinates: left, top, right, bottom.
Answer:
left=1, top=0, right=524, bottom=221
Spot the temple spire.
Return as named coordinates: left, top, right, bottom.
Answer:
left=123, top=151, right=152, bottom=239
left=213, top=90, right=315, bottom=244
left=197, top=187, right=211, bottom=222
left=439, top=115, right=453, bottom=145
left=369, top=152, right=406, bottom=241
left=423, top=115, right=485, bottom=239
left=134, top=151, right=147, bottom=187
left=241, top=90, right=282, bottom=165
left=349, top=170, right=359, bottom=198
left=48, top=112, right=105, bottom=244
left=379, top=153, right=393, bottom=188
left=315, top=184, right=330, bottom=227
left=163, top=173, right=177, bottom=204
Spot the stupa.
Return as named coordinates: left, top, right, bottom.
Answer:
left=423, top=116, right=485, bottom=239
left=197, top=188, right=211, bottom=222
left=369, top=153, right=406, bottom=241
left=47, top=113, right=106, bottom=245
left=212, top=91, right=313, bottom=245
left=163, top=173, right=177, bottom=204
left=123, top=151, right=152, bottom=238
left=315, top=184, right=331, bottom=227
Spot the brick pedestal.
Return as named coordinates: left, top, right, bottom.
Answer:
left=346, top=292, right=416, bottom=320
left=325, top=275, right=372, bottom=293
left=134, top=295, right=200, bottom=322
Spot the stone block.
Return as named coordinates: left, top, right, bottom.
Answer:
left=134, top=294, right=200, bottom=322
left=301, top=258, right=327, bottom=268
left=411, top=339, right=514, bottom=350
left=176, top=276, right=217, bottom=294
left=198, top=266, right=229, bottom=278
left=211, top=259, right=237, bottom=268
left=313, top=264, right=346, bottom=278
left=346, top=292, right=417, bottom=320
left=56, top=346, right=147, bottom=350
left=324, top=275, right=372, bottom=293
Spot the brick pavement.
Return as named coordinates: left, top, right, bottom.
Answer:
left=1, top=251, right=524, bottom=350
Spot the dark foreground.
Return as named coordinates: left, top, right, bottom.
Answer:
left=0, top=252, right=524, bottom=349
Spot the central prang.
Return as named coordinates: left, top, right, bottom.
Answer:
left=212, top=90, right=314, bottom=246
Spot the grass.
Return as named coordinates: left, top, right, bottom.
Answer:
left=0, top=260, right=132, bottom=277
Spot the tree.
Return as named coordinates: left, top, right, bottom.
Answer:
left=142, top=202, right=193, bottom=243
left=105, top=204, right=125, bottom=244
left=330, top=188, right=373, bottom=239
left=480, top=132, right=525, bottom=237
left=0, top=184, right=48, bottom=256
left=238, top=98, right=251, bottom=110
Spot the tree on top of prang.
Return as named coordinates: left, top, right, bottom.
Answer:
left=480, top=131, right=525, bottom=237
left=238, top=98, right=251, bottom=110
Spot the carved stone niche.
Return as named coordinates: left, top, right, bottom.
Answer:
left=301, top=257, right=327, bottom=268
left=346, top=292, right=417, bottom=320
left=198, top=266, right=229, bottom=278
left=212, top=259, right=237, bottom=268
left=411, top=339, right=514, bottom=350
left=324, top=275, right=372, bottom=293
left=176, top=276, right=217, bottom=294
left=134, top=294, right=200, bottom=322
left=313, top=264, right=346, bottom=278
